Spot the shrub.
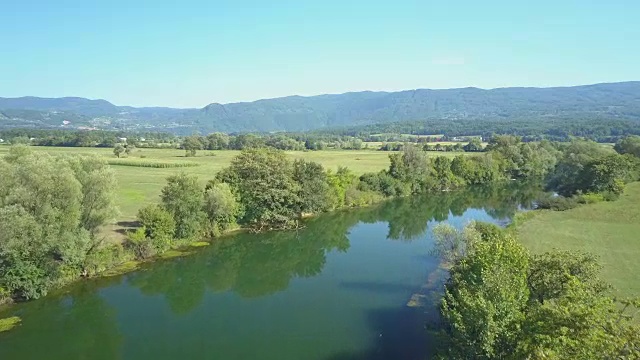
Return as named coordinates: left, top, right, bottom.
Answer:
left=577, top=193, right=605, bottom=204
left=203, top=183, right=241, bottom=236
left=137, top=205, right=176, bottom=253
left=358, top=171, right=406, bottom=197
left=536, top=195, right=580, bottom=211
left=84, top=243, right=129, bottom=276
left=345, top=186, right=383, bottom=207
left=602, top=191, right=621, bottom=202
left=126, top=227, right=156, bottom=260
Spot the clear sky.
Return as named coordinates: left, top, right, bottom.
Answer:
left=1, top=0, right=639, bottom=108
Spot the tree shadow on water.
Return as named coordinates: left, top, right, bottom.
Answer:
left=325, top=305, right=440, bottom=360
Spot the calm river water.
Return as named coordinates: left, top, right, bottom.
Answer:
left=0, top=183, right=540, bottom=360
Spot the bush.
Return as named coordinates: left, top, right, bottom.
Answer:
left=358, top=171, right=407, bottom=197
left=345, top=186, right=383, bottom=207
left=137, top=205, right=176, bottom=252
left=203, top=183, right=241, bottom=236
left=126, top=227, right=156, bottom=260
left=536, top=195, right=580, bottom=211
left=577, top=193, right=605, bottom=204
left=602, top=191, right=621, bottom=202
left=84, top=243, right=129, bottom=276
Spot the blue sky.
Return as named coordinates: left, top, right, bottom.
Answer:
left=1, top=0, right=639, bottom=108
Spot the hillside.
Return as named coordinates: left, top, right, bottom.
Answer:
left=1, top=82, right=640, bottom=134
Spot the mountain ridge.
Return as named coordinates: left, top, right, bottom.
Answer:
left=1, top=81, right=640, bottom=134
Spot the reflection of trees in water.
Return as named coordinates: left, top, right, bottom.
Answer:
left=360, top=180, right=543, bottom=242
left=127, top=218, right=353, bottom=312
left=127, top=181, right=543, bottom=314
left=0, top=283, right=123, bottom=359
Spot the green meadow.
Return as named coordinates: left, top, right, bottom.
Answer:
left=0, top=146, right=468, bottom=222
left=517, top=182, right=640, bottom=297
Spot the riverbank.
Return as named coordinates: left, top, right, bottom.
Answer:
left=0, top=186, right=539, bottom=358
left=515, top=182, right=640, bottom=297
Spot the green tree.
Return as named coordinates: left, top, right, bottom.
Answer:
left=440, top=223, right=530, bottom=359
left=64, top=155, right=118, bottom=237
left=137, top=205, right=176, bottom=253
left=326, top=166, right=357, bottom=209
left=584, top=153, right=632, bottom=195
left=546, top=140, right=614, bottom=196
left=160, top=173, right=205, bottom=239
left=388, top=144, right=430, bottom=194
left=438, top=223, right=640, bottom=359
left=220, top=148, right=300, bottom=229
left=433, top=156, right=462, bottom=190
left=516, top=251, right=640, bottom=359
left=181, top=136, right=203, bottom=157
left=292, top=159, right=331, bottom=215
left=431, top=223, right=480, bottom=263
left=0, top=150, right=100, bottom=299
left=614, top=135, right=640, bottom=157
left=126, top=227, right=155, bottom=260
left=202, top=182, right=241, bottom=236
left=206, top=132, right=230, bottom=150
left=463, top=138, right=483, bottom=152
left=450, top=155, right=473, bottom=184
left=113, top=144, right=125, bottom=158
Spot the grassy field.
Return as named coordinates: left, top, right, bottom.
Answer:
left=517, top=182, right=640, bottom=297
left=0, top=146, right=470, bottom=221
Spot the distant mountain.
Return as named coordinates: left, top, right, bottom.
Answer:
left=2, top=82, right=640, bottom=134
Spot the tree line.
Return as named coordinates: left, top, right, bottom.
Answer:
left=132, top=135, right=639, bottom=254
left=0, top=129, right=177, bottom=148
left=312, top=117, right=640, bottom=143
left=2, top=135, right=639, bottom=303
left=430, top=137, right=640, bottom=358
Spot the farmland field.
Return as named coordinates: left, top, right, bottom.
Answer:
left=0, top=146, right=471, bottom=222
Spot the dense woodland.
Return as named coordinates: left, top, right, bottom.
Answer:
left=2, top=135, right=640, bottom=357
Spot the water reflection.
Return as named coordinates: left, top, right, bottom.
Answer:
left=0, top=283, right=123, bottom=360
left=127, top=180, right=542, bottom=313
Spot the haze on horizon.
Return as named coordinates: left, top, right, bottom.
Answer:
left=1, top=0, right=639, bottom=108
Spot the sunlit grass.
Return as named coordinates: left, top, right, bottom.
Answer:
left=517, top=182, right=640, bottom=297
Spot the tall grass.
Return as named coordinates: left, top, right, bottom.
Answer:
left=107, top=160, right=200, bottom=168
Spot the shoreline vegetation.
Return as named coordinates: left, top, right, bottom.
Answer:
left=1, top=135, right=640, bottom=341
left=431, top=220, right=640, bottom=358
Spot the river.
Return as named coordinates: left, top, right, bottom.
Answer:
left=0, top=182, right=541, bottom=359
